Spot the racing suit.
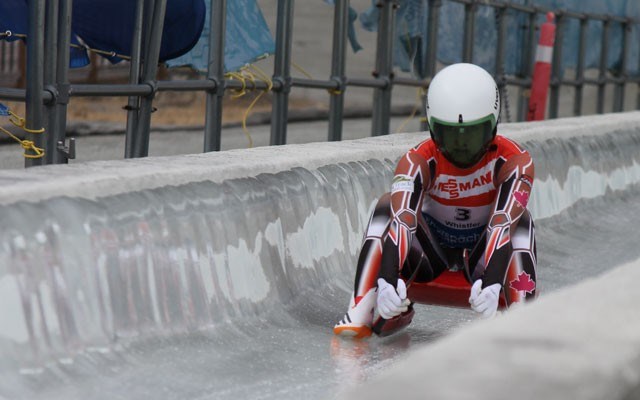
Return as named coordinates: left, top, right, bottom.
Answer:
left=352, top=135, right=537, bottom=307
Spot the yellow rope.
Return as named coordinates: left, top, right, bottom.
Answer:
left=249, top=65, right=273, bottom=92
left=224, top=69, right=253, bottom=147
left=249, top=65, right=272, bottom=91
left=0, top=109, right=46, bottom=159
left=291, top=61, right=313, bottom=80
left=8, top=110, right=45, bottom=133
left=239, top=65, right=275, bottom=148
left=225, top=71, right=248, bottom=98
left=223, top=64, right=276, bottom=149
left=242, top=67, right=257, bottom=90
left=0, top=126, right=45, bottom=159
left=395, top=87, right=425, bottom=134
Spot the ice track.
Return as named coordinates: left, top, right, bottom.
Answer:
left=1, top=112, right=640, bottom=399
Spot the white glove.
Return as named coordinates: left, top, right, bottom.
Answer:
left=377, top=278, right=410, bottom=319
left=469, top=279, right=501, bottom=319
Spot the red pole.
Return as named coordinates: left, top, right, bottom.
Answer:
left=527, top=12, right=556, bottom=121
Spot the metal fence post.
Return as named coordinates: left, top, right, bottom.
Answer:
left=517, top=11, right=537, bottom=122
left=613, top=20, right=630, bottom=112
left=8, top=0, right=640, bottom=167
left=328, top=0, right=349, bottom=142
left=25, top=0, right=46, bottom=167
left=462, top=1, right=477, bottom=63
left=548, top=12, right=564, bottom=119
left=638, top=29, right=640, bottom=110
left=132, top=0, right=168, bottom=158
left=270, top=0, right=294, bottom=146
left=124, top=0, right=146, bottom=158
left=44, top=0, right=58, bottom=164
left=52, top=0, right=72, bottom=164
left=574, top=16, right=587, bottom=116
left=422, top=0, right=441, bottom=132
left=204, top=0, right=226, bottom=152
left=597, top=18, right=611, bottom=114
left=495, top=5, right=508, bottom=122
left=371, top=0, right=397, bottom=137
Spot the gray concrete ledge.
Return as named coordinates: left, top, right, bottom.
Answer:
left=338, top=258, right=640, bottom=400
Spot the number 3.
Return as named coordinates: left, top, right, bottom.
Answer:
left=455, top=208, right=470, bottom=221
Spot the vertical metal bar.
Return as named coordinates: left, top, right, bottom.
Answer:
left=548, top=13, right=564, bottom=119
left=128, top=0, right=156, bottom=156
left=25, top=0, right=46, bottom=167
left=613, top=20, right=629, bottom=112
left=270, top=0, right=295, bottom=146
left=44, top=3, right=58, bottom=84
left=132, top=0, right=168, bottom=158
left=44, top=0, right=59, bottom=164
left=124, top=0, right=146, bottom=158
left=52, top=0, right=72, bottom=164
left=573, top=17, right=587, bottom=116
left=422, top=0, right=441, bottom=132
left=462, top=1, right=476, bottom=63
left=371, top=0, right=397, bottom=137
left=328, top=0, right=349, bottom=142
left=517, top=11, right=537, bottom=122
left=9, top=40, right=15, bottom=73
left=1, top=40, right=5, bottom=72
left=10, top=41, right=16, bottom=73
left=204, top=0, right=227, bottom=152
left=597, top=18, right=610, bottom=114
left=495, top=6, right=508, bottom=122
left=638, top=27, right=640, bottom=110
left=425, top=0, right=440, bottom=79
left=18, top=42, right=27, bottom=88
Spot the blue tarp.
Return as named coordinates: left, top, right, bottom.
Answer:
left=167, top=0, right=275, bottom=73
left=360, top=0, right=640, bottom=79
left=0, top=0, right=206, bottom=68
left=324, top=0, right=364, bottom=53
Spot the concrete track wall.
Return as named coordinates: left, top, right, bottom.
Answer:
left=340, top=257, right=640, bottom=400
left=0, top=112, right=639, bottom=395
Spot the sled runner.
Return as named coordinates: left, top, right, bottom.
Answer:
left=372, top=304, right=415, bottom=337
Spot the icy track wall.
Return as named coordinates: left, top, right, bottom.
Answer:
left=1, top=112, right=640, bottom=375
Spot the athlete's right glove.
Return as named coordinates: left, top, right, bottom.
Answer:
left=469, top=279, right=501, bottom=318
left=377, top=278, right=410, bottom=320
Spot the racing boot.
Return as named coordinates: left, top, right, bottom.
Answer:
left=333, top=288, right=377, bottom=339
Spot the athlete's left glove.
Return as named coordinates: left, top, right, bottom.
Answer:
left=377, top=278, right=410, bottom=320
left=469, top=279, right=501, bottom=318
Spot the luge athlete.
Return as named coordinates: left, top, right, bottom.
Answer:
left=334, top=63, right=537, bottom=338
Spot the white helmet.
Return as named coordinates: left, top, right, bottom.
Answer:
left=426, top=63, right=500, bottom=168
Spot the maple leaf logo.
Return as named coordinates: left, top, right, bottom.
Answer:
left=513, top=190, right=530, bottom=208
left=509, top=271, right=536, bottom=294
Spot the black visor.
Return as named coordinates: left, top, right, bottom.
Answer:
left=430, top=116, right=495, bottom=168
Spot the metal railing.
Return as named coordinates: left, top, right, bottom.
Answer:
left=0, top=0, right=639, bottom=168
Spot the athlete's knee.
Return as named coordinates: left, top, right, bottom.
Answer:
left=363, top=193, right=393, bottom=239
left=512, top=211, right=536, bottom=254
left=376, top=192, right=391, bottom=210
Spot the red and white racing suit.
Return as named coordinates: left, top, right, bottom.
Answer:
left=353, top=134, right=537, bottom=307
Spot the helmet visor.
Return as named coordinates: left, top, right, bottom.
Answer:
left=430, top=116, right=495, bottom=168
